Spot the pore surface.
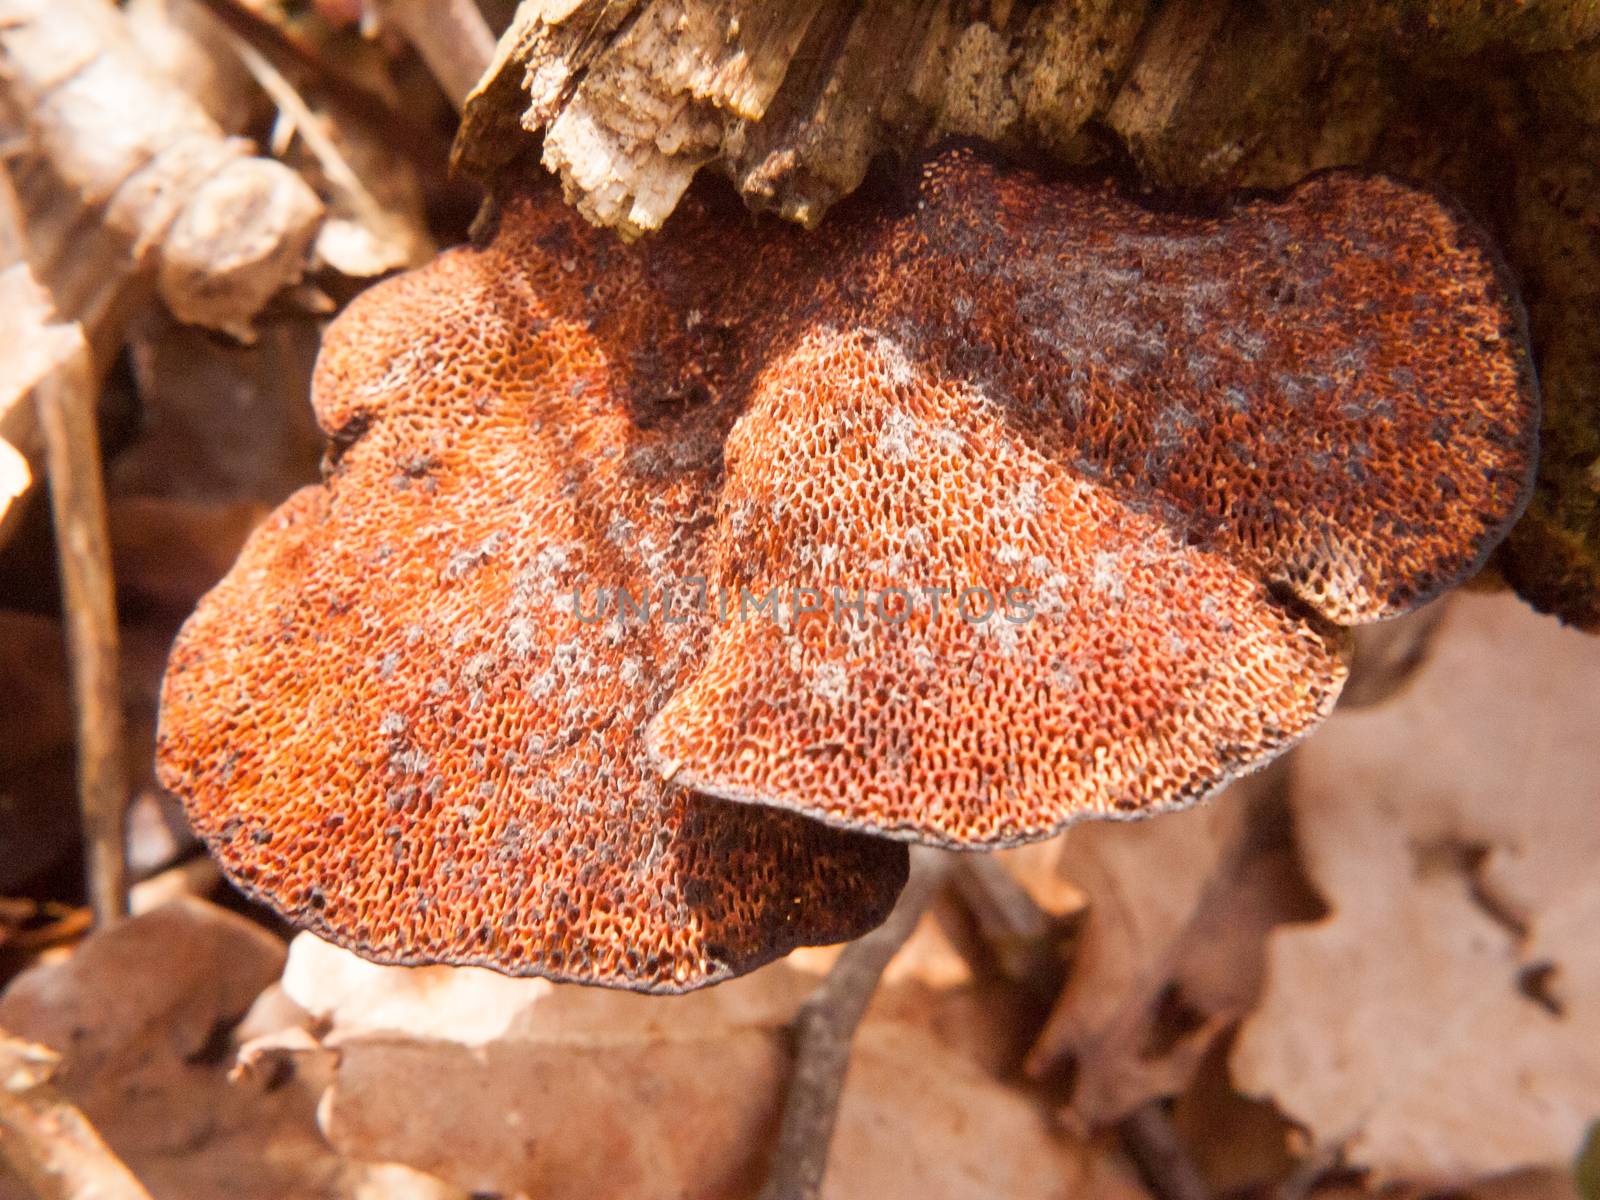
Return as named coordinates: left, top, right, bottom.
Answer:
left=158, top=149, right=1536, bottom=988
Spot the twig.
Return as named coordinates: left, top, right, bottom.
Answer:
left=35, top=342, right=128, bottom=927
left=0, top=901, right=92, bottom=956
left=0, top=254, right=84, bottom=541
left=0, top=1033, right=153, bottom=1200
left=759, top=847, right=953, bottom=1200
left=1272, top=1141, right=1345, bottom=1200
left=190, top=0, right=413, bottom=126
left=1120, top=1099, right=1211, bottom=1200
left=130, top=855, right=223, bottom=915
left=371, top=0, right=496, bottom=111
left=224, top=34, right=393, bottom=240
left=948, top=853, right=1066, bottom=991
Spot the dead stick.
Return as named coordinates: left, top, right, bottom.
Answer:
left=0, top=1034, right=153, bottom=1200
left=372, top=0, right=496, bottom=111
left=759, top=847, right=952, bottom=1200
left=1120, top=1099, right=1211, bottom=1200
left=949, top=853, right=1061, bottom=986
left=192, top=0, right=413, bottom=127
left=1272, top=1142, right=1343, bottom=1200
left=35, top=345, right=128, bottom=926
left=226, top=34, right=395, bottom=241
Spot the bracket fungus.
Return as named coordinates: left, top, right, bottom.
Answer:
left=156, top=148, right=1537, bottom=992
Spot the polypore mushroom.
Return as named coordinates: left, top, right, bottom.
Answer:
left=157, top=147, right=1536, bottom=990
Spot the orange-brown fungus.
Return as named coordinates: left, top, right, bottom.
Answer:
left=158, top=148, right=1536, bottom=989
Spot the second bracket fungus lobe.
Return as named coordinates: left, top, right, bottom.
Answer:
left=157, top=148, right=1536, bottom=991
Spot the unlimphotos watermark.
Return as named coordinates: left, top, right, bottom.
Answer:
left=566, top=578, right=1036, bottom=627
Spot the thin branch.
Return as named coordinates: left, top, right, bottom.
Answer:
left=224, top=34, right=393, bottom=239
left=189, top=0, right=414, bottom=127
left=948, top=853, right=1067, bottom=991
left=759, top=847, right=953, bottom=1200
left=1120, top=1099, right=1211, bottom=1200
left=1272, top=1141, right=1345, bottom=1200
left=0, top=901, right=92, bottom=956
left=34, top=341, right=128, bottom=927
left=371, top=0, right=497, bottom=111
left=0, top=1034, right=153, bottom=1200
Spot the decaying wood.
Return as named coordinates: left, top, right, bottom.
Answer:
left=0, top=1033, right=153, bottom=1200
left=0, top=0, right=324, bottom=341
left=455, top=0, right=1147, bottom=236
left=458, top=0, right=1598, bottom=236
left=760, top=847, right=953, bottom=1200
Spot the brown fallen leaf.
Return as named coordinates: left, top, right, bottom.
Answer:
left=1232, top=592, right=1600, bottom=1182
left=1578, top=1122, right=1600, bottom=1200
left=0, top=0, right=324, bottom=341
left=230, top=35, right=434, bottom=278
left=282, top=934, right=1149, bottom=1200
left=0, top=1032, right=152, bottom=1200
left=1339, top=596, right=1453, bottom=710
left=115, top=312, right=324, bottom=508
left=1308, top=1167, right=1585, bottom=1200
left=1026, top=765, right=1320, bottom=1127
left=108, top=495, right=272, bottom=613
left=0, top=607, right=198, bottom=893
left=0, top=898, right=351, bottom=1200
left=125, top=0, right=270, bottom=134
left=1170, top=1034, right=1299, bottom=1196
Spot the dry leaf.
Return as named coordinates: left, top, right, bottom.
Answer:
left=284, top=935, right=1148, bottom=1200
left=346, top=1162, right=475, bottom=1200
left=0, top=898, right=350, bottom=1200
left=282, top=929, right=818, bottom=1044
left=1577, top=1122, right=1600, bottom=1200
left=126, top=0, right=267, bottom=133
left=108, top=497, right=273, bottom=616
left=1308, top=1170, right=1585, bottom=1200
left=1170, top=1035, right=1298, bottom=1195
left=990, top=843, right=1092, bottom=924
left=0, top=261, right=86, bottom=542
left=1232, top=592, right=1600, bottom=1182
left=0, top=0, right=324, bottom=341
left=1339, top=596, right=1452, bottom=710
left=1027, top=767, right=1317, bottom=1126
left=827, top=1023, right=1148, bottom=1200
left=0, top=1033, right=154, bottom=1200
left=325, top=1012, right=785, bottom=1199
left=116, top=313, right=323, bottom=506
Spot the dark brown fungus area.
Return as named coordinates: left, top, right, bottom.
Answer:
left=157, top=148, right=1536, bottom=990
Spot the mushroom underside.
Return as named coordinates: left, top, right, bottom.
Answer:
left=156, top=149, right=1537, bottom=990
